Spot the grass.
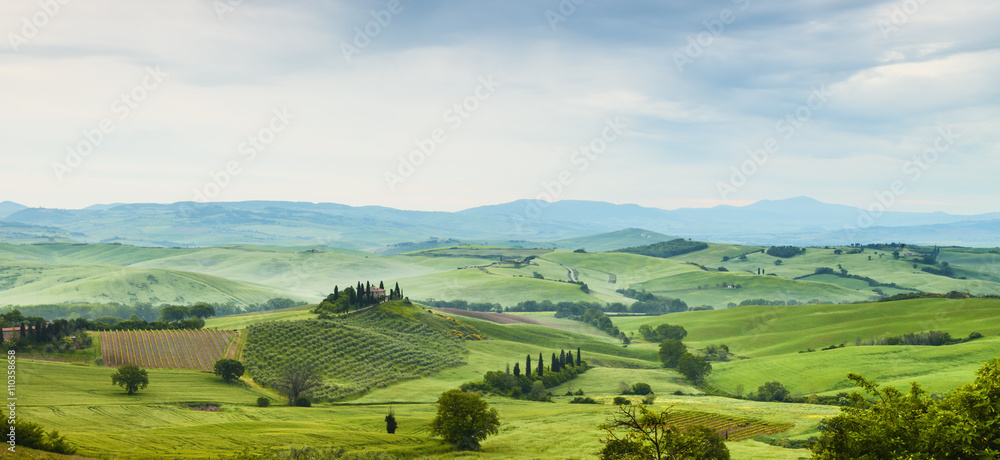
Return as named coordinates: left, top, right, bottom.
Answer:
left=205, top=304, right=318, bottom=329
left=0, top=258, right=297, bottom=306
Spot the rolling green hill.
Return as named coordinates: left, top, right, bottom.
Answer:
left=615, top=297, right=1000, bottom=395
left=0, top=257, right=297, bottom=306
left=553, top=228, right=676, bottom=252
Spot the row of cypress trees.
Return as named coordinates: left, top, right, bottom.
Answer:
left=513, top=348, right=581, bottom=378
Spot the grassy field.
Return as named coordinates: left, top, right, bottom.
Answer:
left=14, top=299, right=835, bottom=459
left=0, top=257, right=297, bottom=306
left=614, top=297, right=1000, bottom=396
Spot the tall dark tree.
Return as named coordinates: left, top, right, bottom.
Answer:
left=552, top=353, right=560, bottom=372
left=333, top=285, right=339, bottom=298
left=526, top=355, right=531, bottom=378
left=560, top=350, right=567, bottom=367
left=385, top=407, right=398, bottom=434
left=19, top=322, right=26, bottom=343
left=577, top=348, right=582, bottom=366
left=513, top=362, right=521, bottom=377
left=379, top=280, right=384, bottom=289
left=537, top=353, right=544, bottom=377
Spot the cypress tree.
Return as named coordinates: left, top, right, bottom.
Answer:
left=576, top=347, right=581, bottom=366
left=549, top=353, right=556, bottom=372
left=537, top=353, right=544, bottom=377
left=506, top=362, right=510, bottom=375
left=560, top=350, right=567, bottom=367
left=333, top=285, right=339, bottom=298
left=513, top=362, right=520, bottom=377
left=19, top=323, right=26, bottom=343
left=379, top=280, right=384, bottom=289
left=526, top=355, right=531, bottom=377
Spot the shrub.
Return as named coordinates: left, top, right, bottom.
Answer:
left=613, top=396, right=631, bottom=405
left=570, top=397, right=598, bottom=404
left=256, top=396, right=271, bottom=407
left=574, top=389, right=584, bottom=395
left=642, top=394, right=656, bottom=404
left=630, top=383, right=653, bottom=396
left=294, top=396, right=311, bottom=407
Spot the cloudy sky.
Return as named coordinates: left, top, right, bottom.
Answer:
left=1, top=0, right=998, bottom=214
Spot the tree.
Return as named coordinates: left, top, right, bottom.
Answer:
left=677, top=353, right=712, bottom=384
left=513, top=362, right=520, bottom=377
left=275, top=361, right=324, bottom=406
left=111, top=365, right=149, bottom=395
left=812, top=358, right=1000, bottom=459
left=551, top=353, right=559, bottom=372
left=774, top=259, right=783, bottom=266
left=159, top=305, right=190, bottom=322
left=213, top=359, right=245, bottom=383
left=526, top=355, right=531, bottom=378
left=598, top=404, right=729, bottom=460
left=658, top=339, right=686, bottom=368
left=560, top=350, right=567, bottom=367
left=576, top=347, right=581, bottom=366
left=537, top=353, right=544, bottom=377
left=385, top=407, right=398, bottom=434
left=430, top=389, right=501, bottom=451
left=834, top=249, right=843, bottom=255
left=189, top=304, right=216, bottom=319
left=751, top=381, right=790, bottom=402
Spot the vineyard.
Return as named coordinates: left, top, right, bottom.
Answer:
left=100, top=329, right=238, bottom=371
left=243, top=304, right=468, bottom=401
left=667, top=410, right=793, bottom=441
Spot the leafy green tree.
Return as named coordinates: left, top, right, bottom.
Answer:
left=811, top=358, right=1000, bottom=459
left=430, top=389, right=501, bottom=451
left=159, top=305, right=190, bottom=322
left=111, top=365, right=149, bottom=395
left=598, top=404, right=729, bottom=460
left=630, top=382, right=652, bottom=396
left=677, top=353, right=712, bottom=384
left=275, top=361, right=323, bottom=406
left=658, top=339, right=686, bottom=368
left=189, top=303, right=216, bottom=319
left=213, top=359, right=245, bottom=383
left=751, top=381, right=790, bottom=402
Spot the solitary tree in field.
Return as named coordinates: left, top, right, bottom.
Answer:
left=677, top=353, right=712, bottom=384
left=385, top=407, right=398, bottom=434
left=213, top=359, right=245, bottom=383
left=111, top=365, right=149, bottom=395
left=658, top=339, right=686, bottom=368
left=275, top=361, right=324, bottom=406
left=430, top=389, right=500, bottom=451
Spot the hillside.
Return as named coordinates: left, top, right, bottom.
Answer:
left=552, top=228, right=676, bottom=252
left=615, top=297, right=1000, bottom=395
left=0, top=257, right=297, bottom=306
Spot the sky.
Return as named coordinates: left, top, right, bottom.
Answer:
left=1, top=0, right=998, bottom=214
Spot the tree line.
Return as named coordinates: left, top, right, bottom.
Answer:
left=460, top=348, right=586, bottom=401
left=0, top=297, right=297, bottom=323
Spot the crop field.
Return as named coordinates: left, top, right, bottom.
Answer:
left=661, top=410, right=793, bottom=441
left=243, top=305, right=471, bottom=400
left=100, top=329, right=238, bottom=371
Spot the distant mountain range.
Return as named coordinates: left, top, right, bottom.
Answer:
left=1, top=197, right=998, bottom=248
